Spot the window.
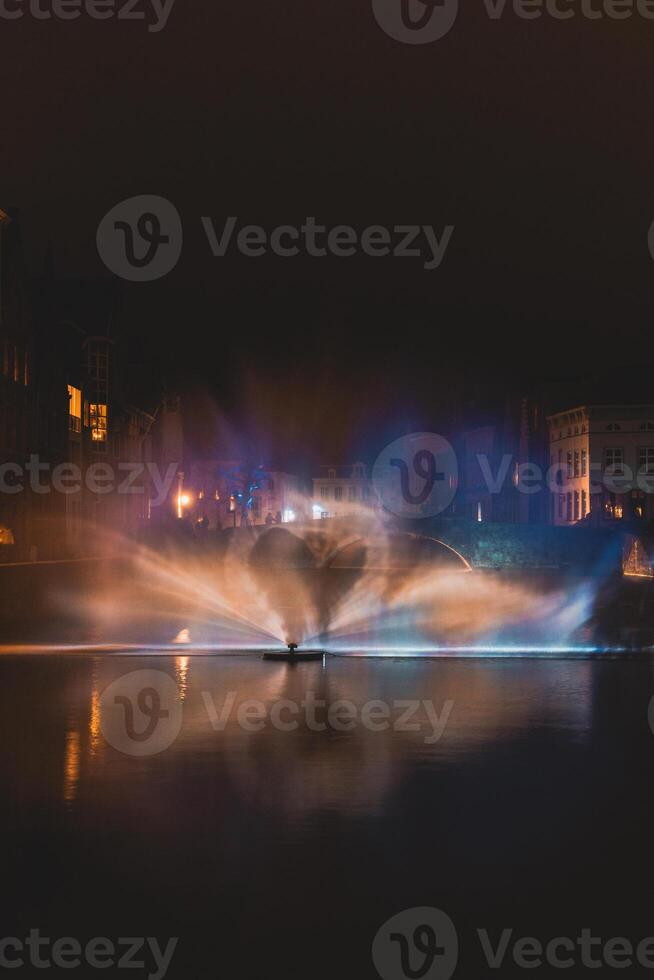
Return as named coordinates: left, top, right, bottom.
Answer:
left=558, top=494, right=565, bottom=518
left=354, top=465, right=364, bottom=478
left=12, top=345, right=20, bottom=383
left=574, top=491, right=580, bottom=521
left=581, top=489, right=587, bottom=517
left=639, top=447, right=654, bottom=474
left=320, top=486, right=330, bottom=500
left=348, top=486, right=356, bottom=501
left=23, top=351, right=29, bottom=386
left=566, top=493, right=572, bottom=521
left=640, top=422, right=654, bottom=431
left=68, top=385, right=82, bottom=433
left=327, top=469, right=336, bottom=479
left=567, top=451, right=573, bottom=479
left=581, top=449, right=587, bottom=477
left=604, top=447, right=623, bottom=474
left=334, top=486, right=343, bottom=501
left=90, top=403, right=108, bottom=445
left=607, top=423, right=621, bottom=432
left=574, top=450, right=580, bottom=478
left=83, top=400, right=90, bottom=427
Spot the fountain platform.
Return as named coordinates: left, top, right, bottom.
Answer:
left=263, top=649, right=324, bottom=662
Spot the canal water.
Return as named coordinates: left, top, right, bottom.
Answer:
left=2, top=652, right=654, bottom=978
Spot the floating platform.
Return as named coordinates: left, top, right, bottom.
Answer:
left=263, top=649, right=324, bottom=662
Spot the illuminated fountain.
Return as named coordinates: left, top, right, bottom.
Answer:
left=1, top=511, right=646, bottom=658
left=27, top=515, right=623, bottom=657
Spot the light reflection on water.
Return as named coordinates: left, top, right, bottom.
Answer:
left=4, top=652, right=654, bottom=978
left=14, top=653, right=599, bottom=817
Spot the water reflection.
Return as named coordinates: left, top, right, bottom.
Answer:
left=63, top=726, right=80, bottom=805
left=48, top=654, right=597, bottom=816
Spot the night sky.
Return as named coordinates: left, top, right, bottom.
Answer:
left=3, top=0, right=654, bottom=459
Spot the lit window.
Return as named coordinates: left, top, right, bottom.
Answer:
left=68, top=385, right=82, bottom=433
left=90, top=403, right=108, bottom=444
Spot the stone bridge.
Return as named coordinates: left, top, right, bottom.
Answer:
left=230, top=515, right=647, bottom=577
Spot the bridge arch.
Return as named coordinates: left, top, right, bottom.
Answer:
left=324, top=531, right=471, bottom=571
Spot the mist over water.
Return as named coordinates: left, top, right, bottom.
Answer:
left=3, top=516, right=602, bottom=655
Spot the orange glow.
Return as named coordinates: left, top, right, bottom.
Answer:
left=63, top=728, right=80, bottom=804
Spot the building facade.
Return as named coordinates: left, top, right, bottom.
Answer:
left=0, top=208, right=35, bottom=559
left=548, top=405, right=654, bottom=526
left=312, top=463, right=379, bottom=520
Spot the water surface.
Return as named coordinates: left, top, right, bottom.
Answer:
left=2, top=652, right=654, bottom=978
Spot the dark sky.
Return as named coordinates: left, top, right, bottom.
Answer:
left=3, top=0, right=654, bottom=458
